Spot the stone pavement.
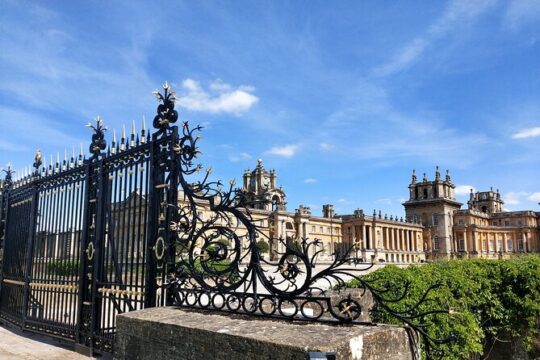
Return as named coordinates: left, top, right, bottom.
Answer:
left=0, top=324, right=95, bottom=360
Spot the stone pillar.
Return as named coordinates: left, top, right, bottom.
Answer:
left=463, top=231, right=468, bottom=253
left=362, top=225, right=367, bottom=249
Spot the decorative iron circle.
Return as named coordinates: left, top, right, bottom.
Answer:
left=336, top=298, right=362, bottom=322
left=154, top=236, right=165, bottom=261
left=86, top=242, right=95, bottom=261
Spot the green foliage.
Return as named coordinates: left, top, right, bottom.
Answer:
left=47, top=259, right=80, bottom=276
left=347, top=256, right=540, bottom=359
left=256, top=240, right=270, bottom=254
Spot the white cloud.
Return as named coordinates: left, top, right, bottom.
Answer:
left=527, top=192, right=540, bottom=202
left=375, top=198, right=392, bottom=205
left=177, top=79, right=259, bottom=115
left=319, top=142, right=334, bottom=151
left=265, top=144, right=299, bottom=158
left=455, top=185, right=476, bottom=196
left=338, top=198, right=348, bottom=203
left=373, top=0, right=497, bottom=76
left=504, top=191, right=529, bottom=205
left=304, top=178, right=317, bottom=184
left=511, top=127, right=540, bottom=139
left=228, top=152, right=252, bottom=162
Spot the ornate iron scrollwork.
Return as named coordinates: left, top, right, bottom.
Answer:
left=86, top=116, right=107, bottom=159
left=1, top=165, right=14, bottom=190
left=154, top=84, right=457, bottom=359
left=152, top=81, right=178, bottom=133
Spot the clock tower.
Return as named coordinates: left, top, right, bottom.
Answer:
left=242, top=159, right=287, bottom=211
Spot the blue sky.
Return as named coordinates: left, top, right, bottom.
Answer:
left=1, top=0, right=539, bottom=216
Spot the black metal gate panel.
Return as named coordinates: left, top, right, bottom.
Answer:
left=0, top=85, right=180, bottom=354
left=0, top=184, right=34, bottom=326
left=26, top=168, right=86, bottom=339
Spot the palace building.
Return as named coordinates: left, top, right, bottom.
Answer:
left=228, top=160, right=540, bottom=264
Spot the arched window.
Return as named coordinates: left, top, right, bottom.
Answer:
left=271, top=195, right=281, bottom=211
left=285, top=222, right=294, bottom=230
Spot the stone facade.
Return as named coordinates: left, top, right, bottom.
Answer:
left=176, top=161, right=540, bottom=264
left=404, top=169, right=540, bottom=260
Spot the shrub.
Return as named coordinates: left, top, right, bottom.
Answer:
left=47, top=259, right=80, bottom=276
left=347, top=256, right=540, bottom=359
left=256, top=240, right=270, bottom=254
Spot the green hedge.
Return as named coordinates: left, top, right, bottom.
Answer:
left=347, top=256, right=540, bottom=359
left=47, top=259, right=80, bottom=276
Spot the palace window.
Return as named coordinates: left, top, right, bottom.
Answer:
left=507, top=240, right=513, bottom=252
left=320, top=226, right=323, bottom=233
left=458, top=219, right=464, bottom=225
left=433, top=214, right=439, bottom=226
left=498, top=240, right=503, bottom=251
left=489, top=240, right=495, bottom=252
left=423, top=188, right=428, bottom=199
left=433, top=237, right=440, bottom=251
left=518, top=239, right=524, bottom=251
left=311, top=226, right=315, bottom=232
left=483, top=240, right=487, bottom=251
left=458, top=238, right=465, bottom=251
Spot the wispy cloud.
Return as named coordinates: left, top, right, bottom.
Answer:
left=319, top=142, right=334, bottom=151
left=528, top=192, right=540, bottom=202
left=455, top=185, right=476, bottom=196
left=176, top=79, right=259, bottom=115
left=375, top=198, right=392, bottom=205
left=373, top=0, right=497, bottom=76
left=504, top=191, right=529, bottom=205
left=304, top=178, right=317, bottom=184
left=265, top=144, right=300, bottom=158
left=511, top=126, right=540, bottom=139
left=228, top=152, right=252, bottom=162
left=503, top=0, right=540, bottom=30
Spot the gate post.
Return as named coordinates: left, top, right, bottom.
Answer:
left=0, top=167, right=14, bottom=296
left=144, top=134, right=161, bottom=308
left=21, top=163, right=41, bottom=327
left=75, top=117, right=107, bottom=355
left=165, top=126, right=179, bottom=306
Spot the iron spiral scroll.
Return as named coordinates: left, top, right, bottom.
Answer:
left=146, top=83, right=458, bottom=358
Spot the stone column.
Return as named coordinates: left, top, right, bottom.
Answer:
left=362, top=225, right=367, bottom=249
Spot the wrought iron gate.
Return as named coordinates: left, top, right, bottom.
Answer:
left=0, top=83, right=456, bottom=358
left=0, top=84, right=180, bottom=354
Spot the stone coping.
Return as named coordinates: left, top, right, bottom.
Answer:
left=115, top=307, right=417, bottom=360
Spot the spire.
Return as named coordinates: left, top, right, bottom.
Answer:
left=120, top=125, right=126, bottom=151
left=423, top=172, right=427, bottom=182
left=130, top=120, right=136, bottom=147
left=141, top=115, right=147, bottom=143
left=111, top=129, right=117, bottom=154
left=435, top=166, right=441, bottom=181
left=445, top=169, right=451, bottom=183
left=411, top=169, right=417, bottom=184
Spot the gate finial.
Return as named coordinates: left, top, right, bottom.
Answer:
left=86, top=116, right=107, bottom=159
left=1, top=163, right=14, bottom=189
left=152, top=81, right=178, bottom=132
left=33, top=148, right=42, bottom=176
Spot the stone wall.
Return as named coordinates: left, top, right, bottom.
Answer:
left=114, top=307, right=417, bottom=360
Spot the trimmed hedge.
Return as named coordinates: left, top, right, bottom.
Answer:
left=347, top=256, right=540, bottom=359
left=46, top=259, right=80, bottom=276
